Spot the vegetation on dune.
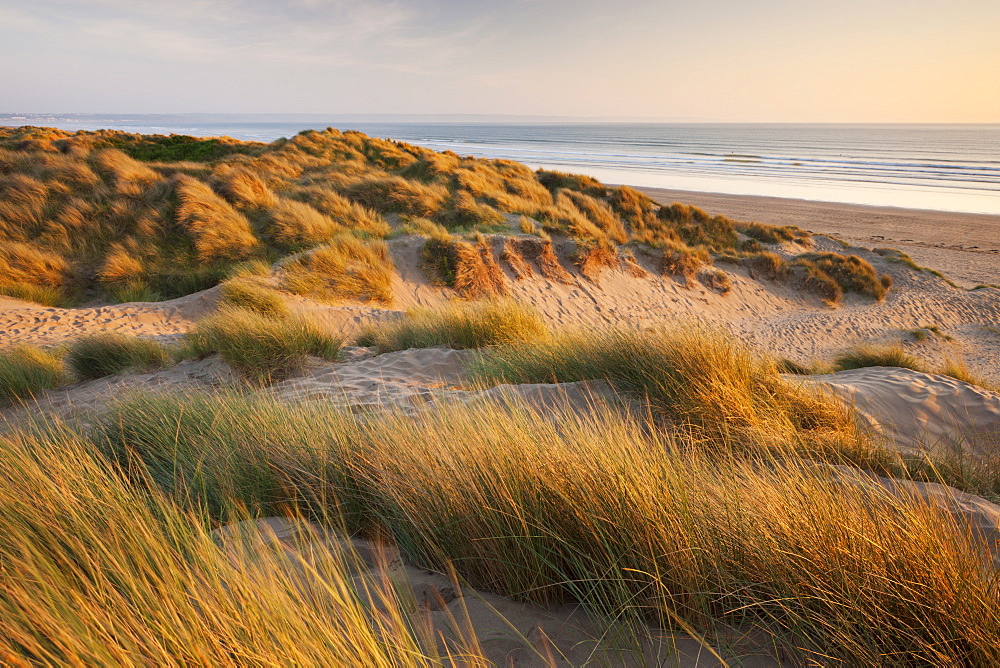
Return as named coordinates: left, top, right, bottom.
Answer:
left=792, top=252, right=892, bottom=303
left=187, top=307, right=341, bottom=382
left=66, top=333, right=169, bottom=380
left=472, top=326, right=865, bottom=456
left=218, top=278, right=290, bottom=319
left=281, top=235, right=395, bottom=305
left=0, top=430, right=474, bottom=666
left=0, top=345, right=64, bottom=404
left=1, top=124, right=830, bottom=305
left=78, top=380, right=1000, bottom=665
left=357, top=299, right=549, bottom=352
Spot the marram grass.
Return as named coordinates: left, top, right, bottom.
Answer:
left=0, top=428, right=484, bottom=666
left=89, top=388, right=1000, bottom=665
left=357, top=299, right=549, bottom=352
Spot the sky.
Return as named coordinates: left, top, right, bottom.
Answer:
left=2, top=0, right=998, bottom=122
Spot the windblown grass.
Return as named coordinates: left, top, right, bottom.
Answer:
left=0, top=345, right=64, bottom=405
left=283, top=236, right=394, bottom=305
left=188, top=307, right=341, bottom=382
left=88, top=388, right=1000, bottom=665
left=357, top=299, right=549, bottom=352
left=0, top=429, right=481, bottom=666
left=66, top=333, right=169, bottom=380
left=472, top=326, right=866, bottom=456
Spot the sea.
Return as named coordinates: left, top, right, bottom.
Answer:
left=6, top=115, right=1000, bottom=215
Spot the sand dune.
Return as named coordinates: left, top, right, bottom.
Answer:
left=800, top=367, right=1000, bottom=455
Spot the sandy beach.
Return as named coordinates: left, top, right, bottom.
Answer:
left=635, top=187, right=1000, bottom=288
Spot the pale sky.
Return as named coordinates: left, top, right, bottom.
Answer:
left=2, top=0, right=998, bottom=122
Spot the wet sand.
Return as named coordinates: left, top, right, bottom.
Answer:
left=635, top=187, right=1000, bottom=288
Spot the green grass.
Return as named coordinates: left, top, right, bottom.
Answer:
left=219, top=278, right=290, bottom=318
left=188, top=307, right=342, bottom=382
left=66, top=334, right=169, bottom=380
left=357, top=299, right=549, bottom=352
left=0, top=281, right=67, bottom=307
left=0, top=345, right=64, bottom=404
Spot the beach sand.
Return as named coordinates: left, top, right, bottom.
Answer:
left=635, top=187, right=1000, bottom=288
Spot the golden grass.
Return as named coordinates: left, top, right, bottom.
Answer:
left=357, top=299, right=549, bottom=352
left=344, top=175, right=448, bottom=217
left=188, top=307, right=342, bottom=383
left=268, top=198, right=341, bottom=249
left=0, top=430, right=480, bottom=666
left=282, top=236, right=394, bottom=305
left=175, top=175, right=259, bottom=262
left=473, top=326, right=866, bottom=456
left=218, top=278, right=290, bottom=318
left=0, top=125, right=827, bottom=305
left=89, top=381, right=1000, bottom=664
left=422, top=236, right=509, bottom=299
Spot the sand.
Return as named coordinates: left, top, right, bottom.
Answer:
left=635, top=187, right=1000, bottom=288
left=799, top=367, right=1000, bottom=455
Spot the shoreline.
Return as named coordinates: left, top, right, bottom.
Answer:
left=634, top=186, right=1000, bottom=288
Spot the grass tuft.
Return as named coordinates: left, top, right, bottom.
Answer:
left=188, top=307, right=342, bottom=382
left=0, top=345, right=64, bottom=404
left=832, top=344, right=925, bottom=372
left=283, top=236, right=394, bottom=305
left=66, top=334, right=169, bottom=380
left=219, top=279, right=290, bottom=318
left=357, top=299, right=548, bottom=352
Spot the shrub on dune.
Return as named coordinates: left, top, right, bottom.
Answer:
left=188, top=307, right=341, bottom=382
left=793, top=252, right=890, bottom=302
left=66, top=334, right=169, bottom=380
left=0, top=345, right=64, bottom=404
left=357, top=299, right=548, bottom=352
left=657, top=202, right=737, bottom=250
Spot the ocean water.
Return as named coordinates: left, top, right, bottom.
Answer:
left=13, top=117, right=1000, bottom=215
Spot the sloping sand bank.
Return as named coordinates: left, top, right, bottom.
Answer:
left=800, top=367, right=1000, bottom=455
